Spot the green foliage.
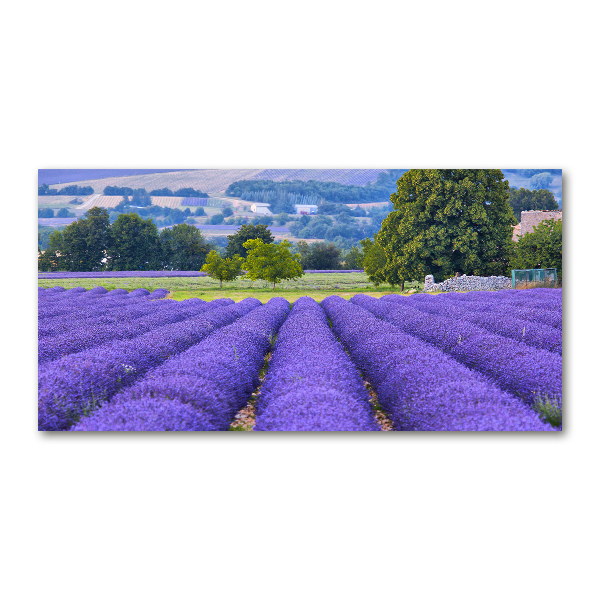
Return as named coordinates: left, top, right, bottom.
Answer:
left=159, top=223, right=212, bottom=270
left=38, top=207, right=112, bottom=272
left=226, top=172, right=407, bottom=205
left=295, top=241, right=342, bottom=270
left=107, top=213, right=161, bottom=271
left=376, top=169, right=515, bottom=286
left=38, top=208, right=54, bottom=218
left=511, top=218, right=562, bottom=282
left=222, top=206, right=234, bottom=217
left=509, top=187, right=558, bottom=220
left=242, top=239, right=304, bottom=289
left=225, top=223, right=274, bottom=259
left=344, top=246, right=364, bottom=269
left=201, top=250, right=244, bottom=287
left=533, top=394, right=562, bottom=428
left=360, top=237, right=386, bottom=286
left=209, top=213, right=225, bottom=225
left=39, top=184, right=94, bottom=195
left=56, top=208, right=75, bottom=218
left=194, top=207, right=206, bottom=216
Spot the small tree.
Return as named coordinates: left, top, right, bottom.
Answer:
left=344, top=246, right=364, bottom=269
left=511, top=219, right=562, bottom=283
left=243, top=239, right=304, bottom=289
left=201, top=250, right=244, bottom=287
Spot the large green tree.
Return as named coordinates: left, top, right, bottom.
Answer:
left=38, top=207, right=112, bottom=271
left=159, top=223, right=212, bottom=270
left=225, top=223, right=274, bottom=258
left=511, top=219, right=562, bottom=283
left=243, top=239, right=303, bottom=289
left=107, top=213, right=161, bottom=271
left=376, top=169, right=515, bottom=286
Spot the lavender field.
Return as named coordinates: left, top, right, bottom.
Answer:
left=38, top=286, right=562, bottom=431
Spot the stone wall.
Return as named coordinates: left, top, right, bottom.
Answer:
left=515, top=210, right=562, bottom=238
left=424, top=274, right=512, bottom=292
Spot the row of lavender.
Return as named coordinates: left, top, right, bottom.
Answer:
left=38, top=287, right=561, bottom=431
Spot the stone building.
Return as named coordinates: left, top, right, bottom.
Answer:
left=512, top=209, right=562, bottom=241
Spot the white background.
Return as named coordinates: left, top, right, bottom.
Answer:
left=3, top=1, right=599, bottom=599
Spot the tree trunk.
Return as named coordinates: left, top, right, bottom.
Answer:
left=220, top=279, right=222, bottom=288
left=272, top=281, right=275, bottom=290
left=400, top=281, right=404, bottom=292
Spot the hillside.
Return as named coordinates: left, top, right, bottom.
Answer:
left=41, top=169, right=389, bottom=195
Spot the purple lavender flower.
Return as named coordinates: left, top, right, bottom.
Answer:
left=255, top=297, right=378, bottom=431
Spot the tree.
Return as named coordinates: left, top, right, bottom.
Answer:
left=360, top=237, right=387, bottom=286
left=194, top=207, right=206, bottom=216
left=243, top=239, right=304, bottom=289
left=376, top=169, right=515, bottom=288
left=225, top=223, right=274, bottom=259
left=107, top=213, right=161, bottom=271
left=344, top=246, right=364, bottom=269
left=509, top=187, right=558, bottom=220
left=298, top=242, right=342, bottom=269
left=38, top=208, right=54, bottom=218
left=159, top=223, right=212, bottom=270
left=222, top=206, right=234, bottom=217
left=201, top=250, right=244, bottom=287
left=38, top=207, right=112, bottom=271
left=511, top=219, right=562, bottom=283
left=56, top=208, right=75, bottom=218
left=209, top=213, right=225, bottom=225
left=38, top=230, right=66, bottom=271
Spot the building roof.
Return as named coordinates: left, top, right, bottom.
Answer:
left=251, top=202, right=271, bottom=207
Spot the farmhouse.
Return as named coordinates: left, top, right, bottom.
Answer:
left=513, top=209, right=562, bottom=241
left=294, top=204, right=318, bottom=215
left=250, top=203, right=273, bottom=215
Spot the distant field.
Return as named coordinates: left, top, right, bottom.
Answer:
left=44, top=169, right=392, bottom=195
left=37, top=272, right=422, bottom=302
left=38, top=169, right=192, bottom=185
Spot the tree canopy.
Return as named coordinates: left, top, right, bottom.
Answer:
left=295, top=241, right=342, bottom=270
left=511, top=218, right=562, bottom=282
left=201, top=251, right=244, bottom=287
left=38, top=207, right=112, bottom=272
left=375, top=169, right=515, bottom=286
left=225, top=223, right=274, bottom=258
left=159, top=223, right=212, bottom=270
left=509, top=187, right=558, bottom=220
left=106, top=213, right=161, bottom=271
left=243, top=239, right=303, bottom=289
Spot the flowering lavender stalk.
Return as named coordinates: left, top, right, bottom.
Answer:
left=353, top=295, right=562, bottom=411
left=73, top=298, right=290, bottom=431
left=321, top=296, right=554, bottom=431
left=38, top=298, right=261, bottom=431
left=255, top=297, right=378, bottom=431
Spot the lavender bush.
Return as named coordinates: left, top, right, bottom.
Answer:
left=73, top=298, right=289, bottom=431
left=255, top=297, right=378, bottom=431
left=353, top=294, right=562, bottom=411
left=38, top=298, right=260, bottom=431
left=322, top=296, right=554, bottom=431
